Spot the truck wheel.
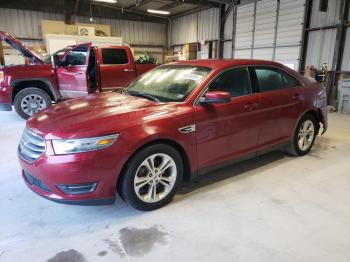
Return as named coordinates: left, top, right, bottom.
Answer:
left=14, top=88, right=52, bottom=120
left=119, top=144, right=183, bottom=211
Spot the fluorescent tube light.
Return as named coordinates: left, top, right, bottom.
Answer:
left=94, top=0, right=117, bottom=3
left=147, top=9, right=170, bottom=15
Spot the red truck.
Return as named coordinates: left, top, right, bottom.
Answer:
left=0, top=31, right=158, bottom=119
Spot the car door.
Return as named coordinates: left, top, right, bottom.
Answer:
left=194, top=66, right=261, bottom=170
left=251, top=66, right=304, bottom=150
left=99, top=47, right=137, bottom=90
left=56, top=43, right=91, bottom=99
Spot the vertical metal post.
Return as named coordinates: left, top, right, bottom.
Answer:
left=299, top=0, right=313, bottom=72
left=272, top=0, right=280, bottom=61
left=328, top=0, right=350, bottom=105
left=219, top=4, right=226, bottom=58
left=231, top=0, right=238, bottom=58
left=251, top=1, right=257, bottom=59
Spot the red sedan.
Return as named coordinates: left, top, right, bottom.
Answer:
left=18, top=59, right=328, bottom=211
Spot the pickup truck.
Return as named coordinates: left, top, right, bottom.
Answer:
left=0, top=31, right=158, bottom=119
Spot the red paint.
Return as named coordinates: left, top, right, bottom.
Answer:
left=18, top=59, right=328, bottom=205
left=0, top=32, right=157, bottom=109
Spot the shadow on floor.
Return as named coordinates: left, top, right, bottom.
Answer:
left=178, top=150, right=289, bottom=195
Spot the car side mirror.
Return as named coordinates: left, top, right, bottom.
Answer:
left=199, top=91, right=231, bottom=104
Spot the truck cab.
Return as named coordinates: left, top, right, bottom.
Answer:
left=0, top=32, right=158, bottom=119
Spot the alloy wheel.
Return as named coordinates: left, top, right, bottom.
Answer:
left=297, top=119, right=315, bottom=151
left=133, top=153, right=177, bottom=203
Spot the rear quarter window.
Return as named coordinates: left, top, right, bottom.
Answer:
left=281, top=71, right=302, bottom=88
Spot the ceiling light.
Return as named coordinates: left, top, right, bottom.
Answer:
left=147, top=9, right=170, bottom=15
left=94, top=0, right=117, bottom=3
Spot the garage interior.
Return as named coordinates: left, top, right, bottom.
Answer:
left=0, top=0, right=350, bottom=261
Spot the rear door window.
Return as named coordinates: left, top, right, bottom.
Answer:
left=208, top=67, right=252, bottom=97
left=254, top=66, right=284, bottom=92
left=102, top=48, right=128, bottom=65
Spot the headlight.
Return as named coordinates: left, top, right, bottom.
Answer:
left=0, top=71, right=4, bottom=82
left=52, top=134, right=119, bottom=155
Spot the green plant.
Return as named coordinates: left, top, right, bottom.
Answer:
left=136, top=52, right=157, bottom=64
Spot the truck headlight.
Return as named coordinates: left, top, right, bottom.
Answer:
left=52, top=134, right=119, bottom=155
left=0, top=71, right=4, bottom=82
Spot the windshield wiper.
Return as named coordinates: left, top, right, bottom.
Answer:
left=125, top=90, right=160, bottom=102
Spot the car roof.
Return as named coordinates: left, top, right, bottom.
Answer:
left=172, top=59, right=284, bottom=69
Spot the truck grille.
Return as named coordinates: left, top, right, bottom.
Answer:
left=18, top=128, right=46, bottom=163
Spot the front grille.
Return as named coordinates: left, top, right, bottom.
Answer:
left=18, top=128, right=46, bottom=163
left=23, top=171, right=51, bottom=192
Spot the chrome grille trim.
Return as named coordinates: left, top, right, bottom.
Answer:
left=18, top=128, right=46, bottom=163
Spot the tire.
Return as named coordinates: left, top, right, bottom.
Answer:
left=119, top=144, right=183, bottom=211
left=14, top=87, right=52, bottom=120
left=286, top=114, right=318, bottom=156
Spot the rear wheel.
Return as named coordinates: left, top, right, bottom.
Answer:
left=119, top=144, right=183, bottom=211
left=287, top=114, right=318, bottom=156
left=14, top=88, right=52, bottom=120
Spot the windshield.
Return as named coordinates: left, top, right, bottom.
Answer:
left=43, top=48, right=70, bottom=64
left=126, top=65, right=212, bottom=102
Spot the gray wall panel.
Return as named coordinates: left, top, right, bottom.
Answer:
left=341, top=28, right=350, bottom=71
left=310, top=0, right=341, bottom=27
left=0, top=8, right=166, bottom=46
left=305, top=28, right=337, bottom=68
left=171, top=8, right=220, bottom=45
left=198, top=8, right=220, bottom=41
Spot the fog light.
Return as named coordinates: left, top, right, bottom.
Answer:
left=57, top=182, right=98, bottom=195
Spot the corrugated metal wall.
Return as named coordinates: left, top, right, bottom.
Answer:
left=305, top=0, right=341, bottom=69
left=77, top=16, right=166, bottom=45
left=305, top=28, right=337, bottom=69
left=224, top=0, right=305, bottom=69
left=197, top=8, right=220, bottom=42
left=0, top=8, right=166, bottom=46
left=275, top=0, right=305, bottom=68
left=232, top=2, right=255, bottom=56
left=341, top=28, right=350, bottom=71
left=341, top=2, right=350, bottom=71
left=310, top=0, right=340, bottom=27
left=170, top=8, right=220, bottom=45
left=0, top=8, right=63, bottom=40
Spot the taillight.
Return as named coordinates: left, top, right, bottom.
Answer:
left=0, top=71, right=4, bottom=82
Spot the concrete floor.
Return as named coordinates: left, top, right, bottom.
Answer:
left=0, top=111, right=349, bottom=262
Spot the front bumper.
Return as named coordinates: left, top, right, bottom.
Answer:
left=18, top=140, right=129, bottom=206
left=0, top=85, right=12, bottom=111
left=22, top=171, right=115, bottom=205
left=319, top=106, right=328, bottom=134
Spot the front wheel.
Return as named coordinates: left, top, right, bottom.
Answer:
left=14, top=88, right=52, bottom=120
left=119, top=144, right=183, bottom=211
left=287, top=114, right=318, bottom=156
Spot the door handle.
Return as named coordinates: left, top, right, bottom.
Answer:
left=124, top=68, right=134, bottom=72
left=76, top=71, right=85, bottom=75
left=244, top=103, right=259, bottom=111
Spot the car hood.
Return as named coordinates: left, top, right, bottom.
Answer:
left=0, top=31, right=44, bottom=64
left=27, top=92, right=178, bottom=139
